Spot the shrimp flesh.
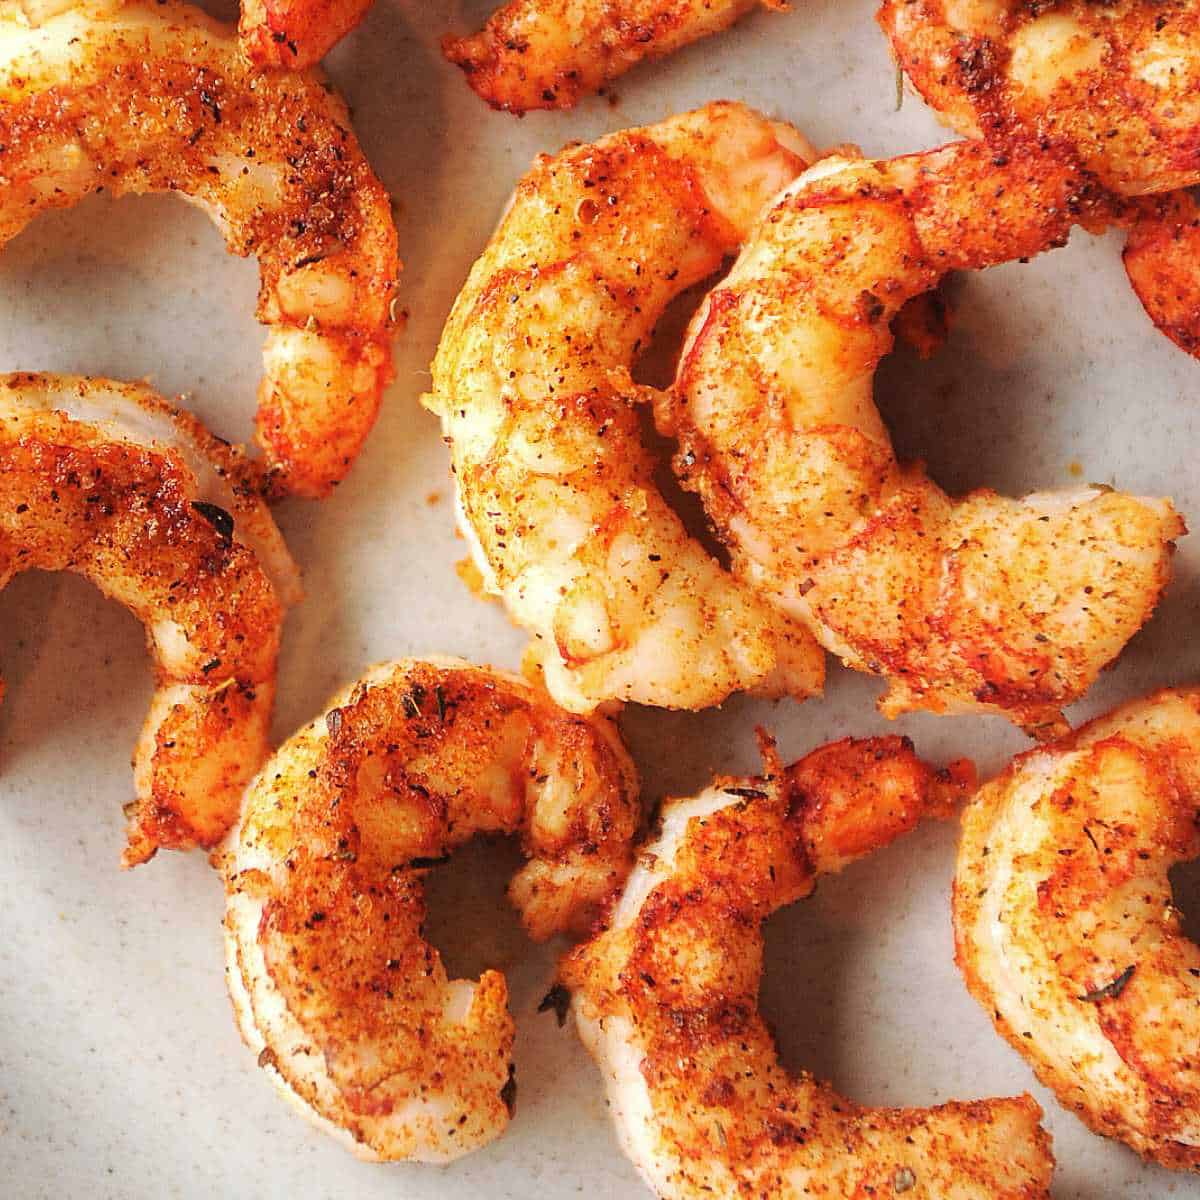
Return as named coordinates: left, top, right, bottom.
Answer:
left=561, top=734, right=1056, bottom=1197
left=427, top=103, right=825, bottom=714
left=0, top=373, right=300, bottom=865
left=660, top=139, right=1184, bottom=734
left=878, top=0, right=1200, bottom=197
left=239, top=0, right=374, bottom=69
left=444, top=0, right=779, bottom=113
left=222, top=657, right=640, bottom=1162
left=955, top=687, right=1200, bottom=1169
left=0, top=0, right=399, bottom=498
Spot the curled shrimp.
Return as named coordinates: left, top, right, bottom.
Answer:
left=0, top=373, right=301, bottom=865
left=239, top=0, right=373, bottom=69
left=955, top=687, right=1200, bottom=1169
left=560, top=735, right=1056, bottom=1197
left=222, top=657, right=640, bottom=1162
left=0, top=0, right=399, bottom=498
left=659, top=139, right=1184, bottom=734
left=443, top=0, right=779, bottom=113
left=878, top=0, right=1200, bottom=198
left=427, top=103, right=825, bottom=714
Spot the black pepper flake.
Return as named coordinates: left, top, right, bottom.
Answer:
left=201, top=657, right=222, bottom=674
left=537, top=984, right=571, bottom=1027
left=191, top=500, right=234, bottom=543
left=1079, top=964, right=1136, bottom=1003
left=859, top=289, right=885, bottom=322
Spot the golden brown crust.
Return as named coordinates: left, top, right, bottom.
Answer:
left=443, top=0, right=772, bottom=112
left=1124, top=189, right=1200, bottom=358
left=224, top=659, right=640, bottom=1161
left=564, top=735, right=1054, bottom=1197
left=0, top=0, right=398, bottom=497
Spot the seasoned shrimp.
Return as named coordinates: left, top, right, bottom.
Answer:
left=561, top=735, right=1055, bottom=1198
left=427, top=103, right=825, bottom=714
left=878, top=0, right=1200, bottom=197
left=0, top=0, right=398, bottom=498
left=444, top=0, right=777, bottom=112
left=0, top=373, right=300, bottom=866
left=955, top=688, right=1200, bottom=1169
left=660, top=140, right=1184, bottom=734
left=239, top=0, right=373, bottom=68
left=222, top=658, right=640, bottom=1162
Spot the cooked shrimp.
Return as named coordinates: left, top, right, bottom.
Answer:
left=444, top=0, right=778, bottom=112
left=0, top=373, right=301, bottom=866
left=878, top=0, right=1200, bottom=197
left=660, top=139, right=1184, bottom=735
left=955, top=688, right=1200, bottom=1168
left=561, top=734, right=1055, bottom=1197
left=222, top=657, right=640, bottom=1162
left=239, top=0, right=373, bottom=69
left=427, top=103, right=825, bottom=714
left=0, top=0, right=398, bottom=498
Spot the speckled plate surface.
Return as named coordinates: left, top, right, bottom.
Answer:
left=2, top=3, right=1199, bottom=1197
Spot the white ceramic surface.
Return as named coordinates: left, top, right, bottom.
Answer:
left=1, top=2, right=1198, bottom=1197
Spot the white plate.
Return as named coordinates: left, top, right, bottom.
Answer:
left=2, top=2, right=1198, bottom=1196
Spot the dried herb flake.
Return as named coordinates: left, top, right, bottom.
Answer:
left=191, top=500, right=234, bottom=543
left=723, top=786, right=768, bottom=800
left=1079, top=964, right=1135, bottom=1003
